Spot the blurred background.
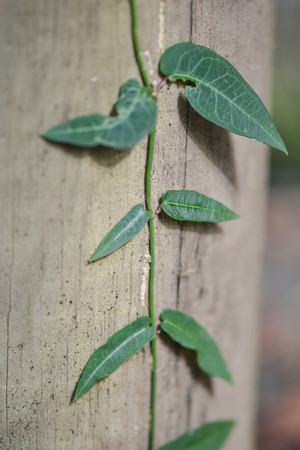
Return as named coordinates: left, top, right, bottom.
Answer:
left=257, top=1, right=300, bottom=449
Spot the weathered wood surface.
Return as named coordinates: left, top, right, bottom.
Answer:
left=0, top=1, right=273, bottom=448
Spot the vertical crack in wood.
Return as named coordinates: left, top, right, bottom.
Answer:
left=6, top=274, right=12, bottom=436
left=185, top=386, right=192, bottom=430
left=175, top=0, right=194, bottom=311
left=5, top=204, right=14, bottom=438
left=189, top=0, right=194, bottom=42
left=174, top=1, right=194, bottom=430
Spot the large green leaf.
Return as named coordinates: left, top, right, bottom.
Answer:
left=42, top=79, right=157, bottom=149
left=161, top=190, right=239, bottom=223
left=74, top=317, right=155, bottom=401
left=159, top=421, right=235, bottom=450
left=160, top=42, right=287, bottom=153
left=160, top=309, right=233, bottom=384
left=89, top=204, right=150, bottom=262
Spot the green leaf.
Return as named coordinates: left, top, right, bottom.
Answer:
left=89, top=204, right=150, bottom=262
left=160, top=42, right=287, bottom=153
left=160, top=309, right=233, bottom=384
left=159, top=421, right=235, bottom=450
left=41, top=79, right=157, bottom=149
left=161, top=190, right=239, bottom=223
left=74, top=316, right=155, bottom=401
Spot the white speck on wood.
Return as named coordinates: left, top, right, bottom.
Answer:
left=143, top=50, right=154, bottom=76
left=158, top=0, right=165, bottom=55
left=140, top=253, right=151, bottom=306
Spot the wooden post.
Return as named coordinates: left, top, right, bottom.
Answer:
left=0, top=1, right=272, bottom=448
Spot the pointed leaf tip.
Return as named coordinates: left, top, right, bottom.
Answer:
left=74, top=316, right=155, bottom=401
left=160, top=42, right=287, bottom=152
left=89, top=204, right=151, bottom=262
left=160, top=309, right=233, bottom=384
left=42, top=79, right=157, bottom=150
left=161, top=190, right=239, bottom=223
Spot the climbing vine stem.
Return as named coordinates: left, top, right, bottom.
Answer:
left=130, top=0, right=150, bottom=88
left=130, top=0, right=157, bottom=448
left=146, top=130, right=157, bottom=450
left=41, top=4, right=286, bottom=448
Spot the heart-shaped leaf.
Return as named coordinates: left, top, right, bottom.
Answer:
left=160, top=309, right=233, bottom=384
left=161, top=190, right=239, bottom=223
left=90, top=204, right=151, bottom=262
left=42, top=79, right=157, bottom=149
left=74, top=316, right=155, bottom=401
left=159, top=420, right=235, bottom=450
left=160, top=42, right=287, bottom=153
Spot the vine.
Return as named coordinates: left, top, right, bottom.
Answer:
left=41, top=1, right=286, bottom=449
left=131, top=0, right=158, bottom=443
left=145, top=128, right=158, bottom=449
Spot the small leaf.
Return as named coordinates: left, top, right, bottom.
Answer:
left=74, top=316, right=155, bottom=401
left=160, top=42, right=287, bottom=153
left=159, top=420, right=235, bottom=450
left=90, top=204, right=150, bottom=262
left=161, top=190, right=239, bottom=223
left=42, top=79, right=157, bottom=149
left=160, top=309, right=233, bottom=384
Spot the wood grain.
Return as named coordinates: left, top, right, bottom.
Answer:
left=0, top=1, right=273, bottom=448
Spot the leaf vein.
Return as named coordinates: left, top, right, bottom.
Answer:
left=164, top=200, right=233, bottom=216
left=77, top=327, right=149, bottom=397
left=174, top=72, right=281, bottom=145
